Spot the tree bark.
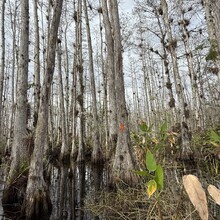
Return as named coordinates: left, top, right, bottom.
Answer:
left=102, top=0, right=118, bottom=157
left=76, top=0, right=85, bottom=163
left=33, top=0, right=41, bottom=128
left=0, top=0, right=6, bottom=137
left=161, top=0, right=192, bottom=159
left=24, top=1, right=63, bottom=219
left=204, top=0, right=220, bottom=83
left=3, top=0, right=29, bottom=214
left=57, top=42, right=69, bottom=161
left=83, top=0, right=102, bottom=163
left=7, top=0, right=29, bottom=180
left=111, top=0, right=137, bottom=185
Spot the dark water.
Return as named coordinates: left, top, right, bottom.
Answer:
left=50, top=162, right=108, bottom=220
left=0, top=162, right=109, bottom=220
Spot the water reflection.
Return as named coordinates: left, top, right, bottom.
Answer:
left=50, top=162, right=106, bottom=220
left=0, top=162, right=107, bottom=219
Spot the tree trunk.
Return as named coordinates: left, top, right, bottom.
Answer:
left=83, top=0, right=102, bottom=163
left=111, top=0, right=137, bottom=185
left=0, top=0, right=5, bottom=138
left=204, top=0, right=220, bottom=83
left=98, top=4, right=109, bottom=156
left=33, top=0, right=41, bottom=128
left=161, top=0, right=192, bottom=160
left=178, top=6, right=201, bottom=129
left=3, top=0, right=29, bottom=214
left=102, top=0, right=118, bottom=157
left=57, top=42, right=69, bottom=161
left=24, top=1, right=63, bottom=219
left=76, top=0, right=85, bottom=163
left=6, top=0, right=18, bottom=152
left=71, top=0, right=78, bottom=159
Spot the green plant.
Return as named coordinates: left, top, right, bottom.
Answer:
left=135, top=149, right=164, bottom=220
left=209, top=130, right=220, bottom=147
left=135, top=150, right=164, bottom=198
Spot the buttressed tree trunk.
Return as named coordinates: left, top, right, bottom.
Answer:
left=3, top=0, right=29, bottom=210
left=110, top=0, right=137, bottom=185
left=24, top=0, right=63, bottom=219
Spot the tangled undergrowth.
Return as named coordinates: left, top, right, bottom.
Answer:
left=84, top=164, right=219, bottom=219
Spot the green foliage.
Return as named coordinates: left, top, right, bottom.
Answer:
left=209, top=130, right=220, bottom=149
left=146, top=150, right=157, bottom=172
left=206, top=41, right=218, bottom=61
left=210, top=130, right=220, bottom=143
left=139, top=122, right=153, bottom=133
left=132, top=121, right=182, bottom=198
left=155, top=165, right=164, bottom=189
left=206, top=48, right=218, bottom=61
left=135, top=149, right=164, bottom=198
left=160, top=121, right=167, bottom=134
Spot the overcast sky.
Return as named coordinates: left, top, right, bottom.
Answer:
left=120, top=0, right=135, bottom=13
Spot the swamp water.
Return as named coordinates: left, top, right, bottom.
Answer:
left=0, top=162, right=110, bottom=220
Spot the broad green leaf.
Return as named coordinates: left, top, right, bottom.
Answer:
left=146, top=150, right=157, bottom=172
left=147, top=180, right=157, bottom=198
left=210, top=130, right=220, bottom=143
left=155, top=165, right=164, bottom=189
left=139, top=122, right=148, bottom=133
left=160, top=122, right=167, bottom=133
left=134, top=170, right=148, bottom=177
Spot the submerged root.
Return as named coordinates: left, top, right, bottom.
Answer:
left=24, top=187, right=52, bottom=220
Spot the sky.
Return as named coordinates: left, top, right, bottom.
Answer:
left=121, top=0, right=135, bottom=13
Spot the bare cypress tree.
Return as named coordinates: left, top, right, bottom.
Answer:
left=75, top=0, right=85, bottom=163
left=177, top=2, right=201, bottom=129
left=3, top=0, right=29, bottom=209
left=98, top=0, right=110, bottom=154
left=204, top=0, right=220, bottom=83
left=101, top=0, right=118, bottom=157
left=83, top=0, right=102, bottom=163
left=6, top=0, right=18, bottom=151
left=57, top=42, right=69, bottom=161
left=161, top=0, right=192, bottom=159
left=33, top=0, right=41, bottom=128
left=110, top=0, right=137, bottom=184
left=0, top=0, right=5, bottom=138
left=25, top=0, right=63, bottom=218
left=71, top=0, right=78, bottom=159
